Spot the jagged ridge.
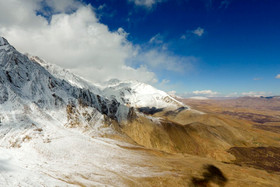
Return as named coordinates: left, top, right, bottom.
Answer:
left=0, top=36, right=128, bottom=121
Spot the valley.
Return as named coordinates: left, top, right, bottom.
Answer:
left=179, top=97, right=280, bottom=177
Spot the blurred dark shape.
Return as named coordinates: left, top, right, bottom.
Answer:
left=191, top=164, right=228, bottom=187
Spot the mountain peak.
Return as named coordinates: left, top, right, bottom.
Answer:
left=0, top=36, right=9, bottom=46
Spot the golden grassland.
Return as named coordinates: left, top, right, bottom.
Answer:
left=65, top=98, right=280, bottom=186
left=118, top=97, right=280, bottom=186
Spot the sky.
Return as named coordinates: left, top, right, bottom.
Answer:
left=0, top=0, right=279, bottom=97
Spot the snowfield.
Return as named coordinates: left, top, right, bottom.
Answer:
left=0, top=97, right=172, bottom=186
left=0, top=108, right=168, bottom=186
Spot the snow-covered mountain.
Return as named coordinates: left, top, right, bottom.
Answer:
left=0, top=37, right=129, bottom=120
left=0, top=36, right=188, bottom=186
left=29, top=54, right=185, bottom=110
left=101, top=79, right=184, bottom=109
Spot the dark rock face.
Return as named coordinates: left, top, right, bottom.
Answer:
left=0, top=37, right=9, bottom=46
left=0, top=84, right=8, bottom=104
left=164, top=106, right=188, bottom=116
left=127, top=107, right=137, bottom=122
left=138, top=107, right=163, bottom=115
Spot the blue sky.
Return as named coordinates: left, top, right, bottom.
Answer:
left=0, top=0, right=279, bottom=97
left=85, top=0, right=280, bottom=97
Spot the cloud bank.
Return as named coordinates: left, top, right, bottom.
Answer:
left=276, top=74, right=280, bottom=79
left=241, top=91, right=269, bottom=97
left=193, top=90, right=218, bottom=96
left=175, top=89, right=220, bottom=98
left=0, top=0, right=196, bottom=85
left=0, top=0, right=157, bottom=83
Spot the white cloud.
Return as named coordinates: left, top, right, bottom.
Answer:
left=175, top=90, right=219, bottom=98
left=97, top=4, right=106, bottom=11
left=192, top=27, right=204, bottom=37
left=189, top=96, right=209, bottom=100
left=148, top=34, right=168, bottom=50
left=275, top=74, right=280, bottom=79
left=131, top=49, right=196, bottom=73
left=168, top=90, right=176, bottom=96
left=175, top=89, right=219, bottom=98
left=129, top=0, right=164, bottom=8
left=168, top=90, right=183, bottom=99
left=0, top=0, right=156, bottom=83
left=193, top=90, right=218, bottom=96
left=149, top=33, right=163, bottom=44
left=241, top=91, right=269, bottom=97
left=181, top=27, right=205, bottom=40
left=0, top=0, right=45, bottom=28
left=0, top=0, right=198, bottom=86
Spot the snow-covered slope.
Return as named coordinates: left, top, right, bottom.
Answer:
left=0, top=36, right=133, bottom=185
left=28, top=55, right=102, bottom=94
left=0, top=105, right=168, bottom=186
left=101, top=79, right=185, bottom=109
left=0, top=37, right=128, bottom=121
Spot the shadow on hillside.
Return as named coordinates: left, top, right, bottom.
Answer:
left=191, top=164, right=228, bottom=187
left=228, top=146, right=280, bottom=173
left=138, top=107, right=164, bottom=115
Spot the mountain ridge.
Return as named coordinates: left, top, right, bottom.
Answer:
left=0, top=36, right=128, bottom=122
left=26, top=47, right=185, bottom=111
